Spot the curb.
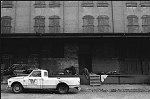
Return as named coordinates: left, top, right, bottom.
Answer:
left=80, top=85, right=150, bottom=92
left=81, top=88, right=150, bottom=92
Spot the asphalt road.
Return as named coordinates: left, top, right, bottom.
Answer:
left=1, top=89, right=150, bottom=99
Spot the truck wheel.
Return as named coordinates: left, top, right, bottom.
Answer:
left=57, top=84, right=69, bottom=94
left=12, top=83, right=23, bottom=93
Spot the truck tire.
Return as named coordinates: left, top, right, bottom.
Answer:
left=12, top=83, right=23, bottom=94
left=57, top=84, right=69, bottom=94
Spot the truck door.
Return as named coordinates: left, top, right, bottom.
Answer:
left=42, top=71, right=59, bottom=89
left=27, top=71, right=42, bottom=89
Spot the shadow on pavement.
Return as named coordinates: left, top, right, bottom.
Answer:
left=1, top=88, right=78, bottom=94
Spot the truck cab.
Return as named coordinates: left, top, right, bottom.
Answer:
left=8, top=69, right=81, bottom=94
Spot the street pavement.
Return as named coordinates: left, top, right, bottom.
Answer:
left=1, top=84, right=150, bottom=99
left=1, top=90, right=150, bottom=99
left=2, top=84, right=150, bottom=92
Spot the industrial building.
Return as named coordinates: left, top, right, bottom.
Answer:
left=1, top=1, right=150, bottom=84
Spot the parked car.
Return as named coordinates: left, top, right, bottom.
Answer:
left=13, top=64, right=35, bottom=75
left=7, top=69, right=81, bottom=94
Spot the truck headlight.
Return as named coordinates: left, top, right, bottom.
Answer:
left=8, top=79, right=11, bottom=84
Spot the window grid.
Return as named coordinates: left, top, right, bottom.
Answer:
left=142, top=15, right=150, bottom=33
left=126, top=1, right=138, bottom=7
left=127, top=15, right=139, bottom=33
left=49, top=1, right=61, bottom=7
left=97, top=15, right=110, bottom=33
left=34, top=16, right=45, bottom=33
left=1, top=1, right=13, bottom=8
left=83, top=15, right=94, bottom=33
left=140, top=1, right=150, bottom=7
left=49, top=15, right=60, bottom=33
left=1, top=16, right=12, bottom=33
left=34, top=1, right=46, bottom=8
left=49, top=26, right=60, bottom=33
left=97, top=1, right=109, bottom=7
left=81, top=1, right=94, bottom=7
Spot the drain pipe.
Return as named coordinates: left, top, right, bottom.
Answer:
left=111, top=1, right=114, bottom=33
left=14, top=1, right=17, bottom=33
left=63, top=1, right=65, bottom=33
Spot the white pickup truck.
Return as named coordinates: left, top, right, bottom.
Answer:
left=7, top=69, right=81, bottom=94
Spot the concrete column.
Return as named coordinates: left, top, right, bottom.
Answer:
left=113, top=1, right=125, bottom=33
left=64, top=1, right=79, bottom=33
left=15, top=1, right=31, bottom=33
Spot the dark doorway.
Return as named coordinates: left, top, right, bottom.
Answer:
left=78, top=42, right=92, bottom=74
left=79, top=54, right=92, bottom=74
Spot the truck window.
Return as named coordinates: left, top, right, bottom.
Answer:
left=30, top=71, right=41, bottom=77
left=44, top=72, right=48, bottom=77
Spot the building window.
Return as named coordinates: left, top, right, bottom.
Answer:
left=49, top=15, right=60, bottom=33
left=49, top=1, right=61, bottom=7
left=127, top=15, right=139, bottom=33
left=1, top=16, right=12, bottom=33
left=30, top=71, right=41, bottom=77
left=97, top=1, right=109, bottom=7
left=97, top=15, right=110, bottom=33
left=126, top=1, right=138, bottom=7
left=1, top=1, right=13, bottom=8
left=81, top=1, right=94, bottom=7
left=142, top=15, right=150, bottom=33
left=140, top=1, right=150, bottom=7
left=34, top=1, right=46, bottom=8
left=83, top=15, right=94, bottom=33
left=34, top=16, right=45, bottom=33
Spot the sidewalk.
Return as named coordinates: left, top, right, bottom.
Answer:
left=80, top=84, right=150, bottom=92
left=1, top=83, right=150, bottom=92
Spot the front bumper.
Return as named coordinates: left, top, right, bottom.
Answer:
left=70, top=85, right=81, bottom=91
left=7, top=85, right=11, bottom=88
left=6, top=85, right=12, bottom=91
